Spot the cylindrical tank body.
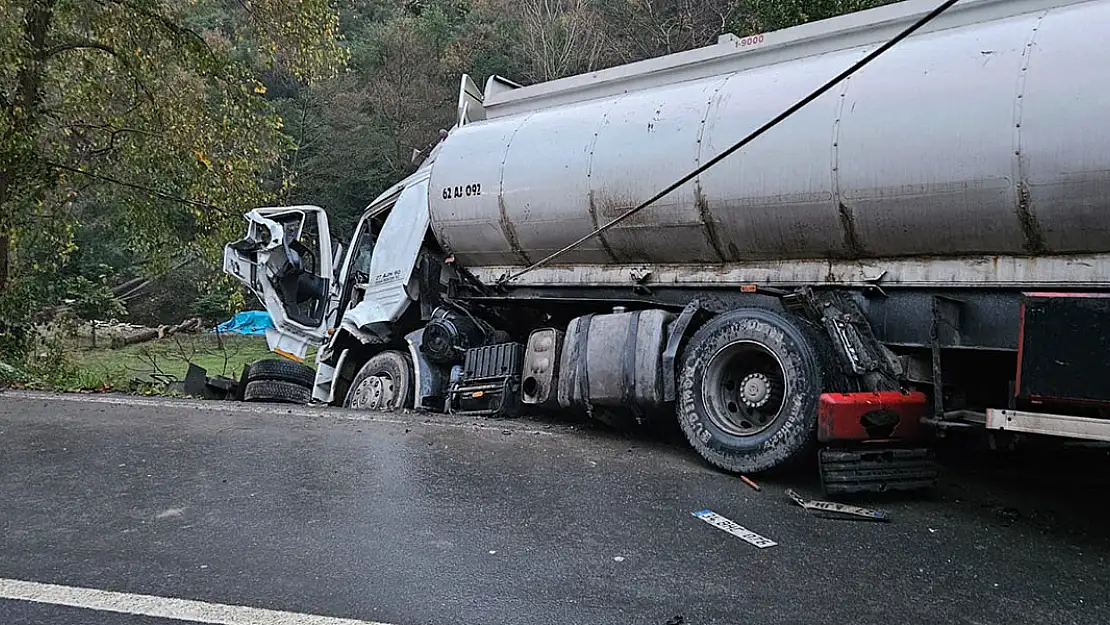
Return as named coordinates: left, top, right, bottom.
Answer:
left=426, top=0, right=1110, bottom=269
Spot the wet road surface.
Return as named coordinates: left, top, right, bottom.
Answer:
left=0, top=390, right=1107, bottom=625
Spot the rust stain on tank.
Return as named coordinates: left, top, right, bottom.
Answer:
left=586, top=191, right=619, bottom=263
left=498, top=195, right=533, bottom=265
left=837, top=201, right=865, bottom=259
left=694, top=183, right=727, bottom=262
left=595, top=192, right=678, bottom=263
left=1016, top=181, right=1046, bottom=254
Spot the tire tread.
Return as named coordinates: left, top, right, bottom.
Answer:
left=676, top=307, right=827, bottom=475
left=243, top=379, right=312, bottom=404
left=247, top=359, right=316, bottom=387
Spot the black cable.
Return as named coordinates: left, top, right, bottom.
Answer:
left=48, top=162, right=221, bottom=211
left=499, top=0, right=962, bottom=284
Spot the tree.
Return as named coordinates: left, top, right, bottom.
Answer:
left=281, top=0, right=521, bottom=238
left=730, top=0, right=898, bottom=35
left=510, top=0, right=610, bottom=82
left=0, top=0, right=344, bottom=354
left=600, top=0, right=737, bottom=63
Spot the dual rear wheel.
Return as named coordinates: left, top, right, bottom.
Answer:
left=676, top=308, right=831, bottom=474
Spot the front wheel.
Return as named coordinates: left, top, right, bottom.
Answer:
left=676, top=308, right=827, bottom=474
left=344, top=351, right=415, bottom=411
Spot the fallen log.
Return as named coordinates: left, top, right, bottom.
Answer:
left=110, top=318, right=202, bottom=348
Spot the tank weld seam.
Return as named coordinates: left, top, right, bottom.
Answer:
left=694, top=75, right=734, bottom=262
left=499, top=113, right=538, bottom=265
left=832, top=76, right=864, bottom=260
left=585, top=96, right=629, bottom=263
left=1013, top=10, right=1049, bottom=255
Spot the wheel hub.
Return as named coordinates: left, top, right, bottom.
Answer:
left=740, top=373, right=772, bottom=409
left=702, top=340, right=789, bottom=437
left=351, top=374, right=395, bottom=410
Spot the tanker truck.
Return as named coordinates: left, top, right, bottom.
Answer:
left=223, top=0, right=1110, bottom=493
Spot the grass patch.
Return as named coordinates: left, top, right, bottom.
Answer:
left=66, top=332, right=317, bottom=394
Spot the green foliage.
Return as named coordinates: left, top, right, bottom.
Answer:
left=730, top=0, right=897, bottom=35
left=63, top=274, right=126, bottom=321
left=189, top=278, right=240, bottom=326
left=0, top=0, right=345, bottom=366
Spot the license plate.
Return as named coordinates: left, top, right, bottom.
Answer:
left=692, top=509, right=777, bottom=549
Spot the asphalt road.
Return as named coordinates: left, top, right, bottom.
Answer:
left=0, top=390, right=1107, bottom=625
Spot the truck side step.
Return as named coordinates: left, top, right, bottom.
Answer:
left=818, top=446, right=938, bottom=496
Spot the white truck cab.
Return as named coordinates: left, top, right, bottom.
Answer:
left=223, top=168, right=435, bottom=401
left=223, top=75, right=483, bottom=405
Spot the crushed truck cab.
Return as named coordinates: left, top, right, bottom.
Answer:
left=223, top=206, right=337, bottom=362
left=224, top=166, right=443, bottom=403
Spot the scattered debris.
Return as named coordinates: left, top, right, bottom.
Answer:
left=155, top=507, right=186, bottom=520
left=692, top=509, right=777, bottom=549
left=740, top=475, right=761, bottom=492
left=662, top=617, right=686, bottom=625
left=612, top=556, right=625, bottom=562
left=182, top=363, right=241, bottom=400
left=786, top=489, right=890, bottom=522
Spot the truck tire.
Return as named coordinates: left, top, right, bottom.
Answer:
left=243, top=379, right=312, bottom=405
left=676, top=308, right=826, bottom=474
left=344, top=351, right=414, bottom=411
left=247, top=359, right=316, bottom=387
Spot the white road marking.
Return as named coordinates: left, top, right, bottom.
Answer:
left=692, top=509, right=777, bottom=549
left=0, top=577, right=398, bottom=625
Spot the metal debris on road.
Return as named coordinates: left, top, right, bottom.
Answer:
left=692, top=509, right=777, bottom=549
left=786, top=489, right=890, bottom=522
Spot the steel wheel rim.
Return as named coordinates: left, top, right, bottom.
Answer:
left=702, top=340, right=788, bottom=437
left=350, top=373, right=396, bottom=410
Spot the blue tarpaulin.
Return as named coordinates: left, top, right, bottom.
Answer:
left=216, top=311, right=273, bottom=336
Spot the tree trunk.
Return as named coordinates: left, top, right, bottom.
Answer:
left=110, top=318, right=202, bottom=348
left=0, top=234, right=8, bottom=295
left=0, top=0, right=56, bottom=298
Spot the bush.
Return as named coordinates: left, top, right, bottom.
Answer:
left=189, top=278, right=242, bottom=326
left=64, top=275, right=126, bottom=322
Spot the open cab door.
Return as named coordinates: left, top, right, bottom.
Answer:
left=223, top=206, right=338, bottom=362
